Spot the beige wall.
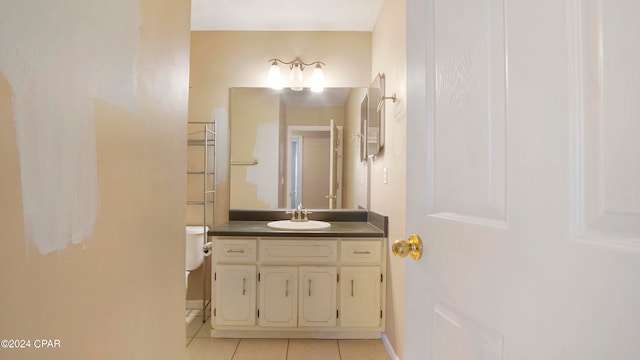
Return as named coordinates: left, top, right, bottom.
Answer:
left=371, top=0, right=407, bottom=358
left=278, top=98, right=288, bottom=208
left=286, top=106, right=345, bottom=127
left=0, top=1, right=190, bottom=359
left=343, top=88, right=369, bottom=209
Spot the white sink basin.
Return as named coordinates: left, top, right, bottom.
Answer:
left=267, top=220, right=331, bottom=231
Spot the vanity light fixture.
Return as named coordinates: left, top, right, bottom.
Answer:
left=268, top=57, right=325, bottom=92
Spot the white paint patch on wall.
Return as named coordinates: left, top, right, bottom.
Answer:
left=0, top=2, right=141, bottom=254
left=246, top=122, right=278, bottom=208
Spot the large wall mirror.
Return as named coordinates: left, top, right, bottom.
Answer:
left=229, top=87, right=369, bottom=210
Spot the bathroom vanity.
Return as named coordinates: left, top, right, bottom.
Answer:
left=208, top=210, right=387, bottom=339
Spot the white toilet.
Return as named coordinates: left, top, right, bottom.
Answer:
left=185, top=226, right=208, bottom=291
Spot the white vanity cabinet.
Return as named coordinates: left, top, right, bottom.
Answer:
left=211, top=236, right=386, bottom=339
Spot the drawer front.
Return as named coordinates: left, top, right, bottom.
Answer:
left=215, top=239, right=257, bottom=262
left=260, top=240, right=338, bottom=263
left=340, top=241, right=381, bottom=263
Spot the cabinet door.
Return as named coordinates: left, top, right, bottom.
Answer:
left=259, top=266, right=298, bottom=327
left=298, top=266, right=337, bottom=327
left=340, top=266, right=381, bottom=328
left=214, top=265, right=256, bottom=326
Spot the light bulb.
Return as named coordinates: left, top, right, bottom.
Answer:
left=268, top=61, right=282, bottom=90
left=289, top=63, right=303, bottom=91
left=310, top=64, right=324, bottom=92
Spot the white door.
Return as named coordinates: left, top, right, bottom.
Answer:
left=336, top=126, right=344, bottom=209
left=289, top=135, right=303, bottom=208
left=328, top=119, right=339, bottom=209
left=404, top=0, right=640, bottom=359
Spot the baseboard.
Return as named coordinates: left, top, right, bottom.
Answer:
left=210, top=329, right=382, bottom=339
left=382, top=333, right=400, bottom=360
left=186, top=299, right=206, bottom=309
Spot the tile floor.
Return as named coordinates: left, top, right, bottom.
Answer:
left=185, top=308, right=391, bottom=360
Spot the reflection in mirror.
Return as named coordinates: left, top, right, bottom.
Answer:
left=229, top=87, right=369, bottom=210
left=287, top=122, right=339, bottom=209
left=360, top=94, right=368, bottom=161
left=367, top=74, right=384, bottom=157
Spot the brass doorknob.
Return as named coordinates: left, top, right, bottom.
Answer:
left=392, top=234, right=423, bottom=260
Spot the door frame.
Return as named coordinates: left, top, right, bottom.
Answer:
left=285, top=125, right=343, bottom=209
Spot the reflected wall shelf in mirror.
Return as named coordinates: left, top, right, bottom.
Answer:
left=360, top=94, right=368, bottom=161
left=367, top=73, right=395, bottom=158
left=229, top=87, right=369, bottom=210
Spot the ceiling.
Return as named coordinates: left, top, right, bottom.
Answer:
left=191, top=0, right=385, bottom=31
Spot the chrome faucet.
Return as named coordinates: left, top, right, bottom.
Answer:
left=286, top=204, right=310, bottom=222
left=296, top=203, right=303, bottom=220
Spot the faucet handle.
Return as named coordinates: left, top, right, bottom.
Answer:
left=285, top=210, right=296, bottom=221
left=303, top=209, right=312, bottom=221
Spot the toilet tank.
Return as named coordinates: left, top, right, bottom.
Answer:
left=186, top=226, right=208, bottom=271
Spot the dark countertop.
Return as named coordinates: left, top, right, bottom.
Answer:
left=209, top=221, right=384, bottom=238
left=209, top=209, right=388, bottom=238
